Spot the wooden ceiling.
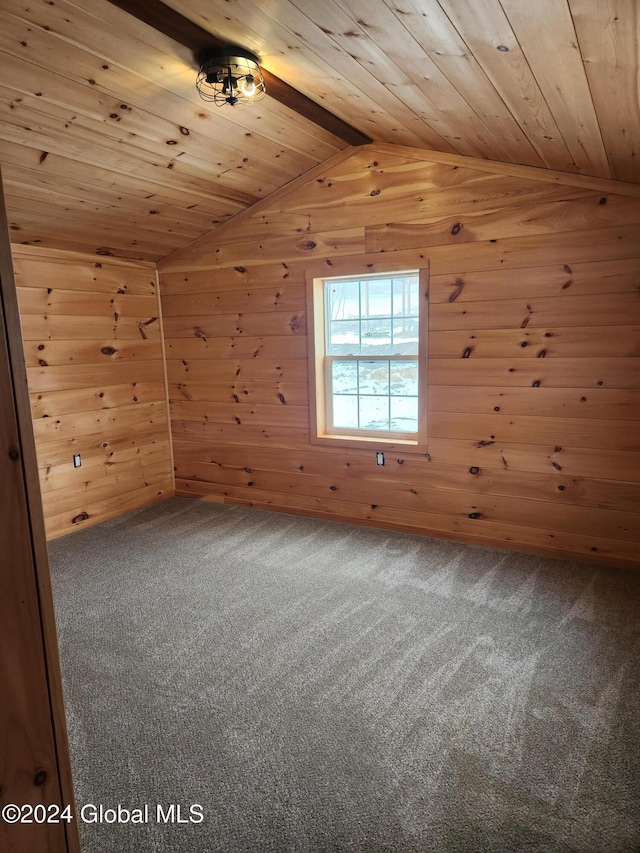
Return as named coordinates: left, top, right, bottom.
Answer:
left=0, top=0, right=638, bottom=261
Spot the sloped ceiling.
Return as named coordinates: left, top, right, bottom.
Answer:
left=0, top=0, right=638, bottom=261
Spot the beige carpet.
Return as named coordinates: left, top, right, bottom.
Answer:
left=49, top=497, right=640, bottom=852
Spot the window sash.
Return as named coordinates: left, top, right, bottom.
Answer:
left=325, top=354, right=419, bottom=439
left=323, top=274, right=419, bottom=358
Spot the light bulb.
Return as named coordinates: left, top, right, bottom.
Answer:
left=240, top=75, right=257, bottom=97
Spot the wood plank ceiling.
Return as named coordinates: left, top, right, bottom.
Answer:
left=0, top=0, right=638, bottom=261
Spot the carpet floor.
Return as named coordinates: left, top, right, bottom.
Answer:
left=48, top=497, right=640, bottom=853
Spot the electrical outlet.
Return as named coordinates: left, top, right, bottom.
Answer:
left=376, top=451, right=385, bottom=466
left=73, top=453, right=82, bottom=468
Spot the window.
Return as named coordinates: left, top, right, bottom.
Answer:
left=307, top=264, right=428, bottom=449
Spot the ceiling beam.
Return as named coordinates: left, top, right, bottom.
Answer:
left=105, top=0, right=372, bottom=147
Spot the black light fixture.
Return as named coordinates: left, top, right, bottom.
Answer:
left=196, top=47, right=266, bottom=106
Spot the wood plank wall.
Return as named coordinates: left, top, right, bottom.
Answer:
left=12, top=247, right=174, bottom=539
left=159, top=144, right=640, bottom=569
left=1, top=172, right=79, bottom=853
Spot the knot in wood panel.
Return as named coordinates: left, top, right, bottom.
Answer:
left=448, top=279, right=464, bottom=302
left=137, top=317, right=158, bottom=340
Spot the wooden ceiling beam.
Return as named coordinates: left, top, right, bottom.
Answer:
left=105, top=0, right=372, bottom=147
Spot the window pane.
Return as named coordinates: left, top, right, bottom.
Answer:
left=361, top=278, right=392, bottom=318
left=328, top=280, right=359, bottom=320
left=359, top=395, right=389, bottom=431
left=361, top=319, right=391, bottom=354
left=391, top=317, right=419, bottom=355
left=333, top=395, right=358, bottom=429
left=390, top=361, right=419, bottom=396
left=393, top=278, right=419, bottom=317
left=390, top=396, right=418, bottom=432
left=332, top=361, right=358, bottom=394
left=331, top=361, right=358, bottom=394
left=329, top=320, right=360, bottom=355
left=358, top=361, right=389, bottom=395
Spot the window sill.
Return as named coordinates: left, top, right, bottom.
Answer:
left=310, top=432, right=427, bottom=452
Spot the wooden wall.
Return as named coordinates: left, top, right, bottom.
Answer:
left=1, top=171, right=79, bottom=853
left=13, top=247, right=174, bottom=539
left=158, top=144, right=640, bottom=568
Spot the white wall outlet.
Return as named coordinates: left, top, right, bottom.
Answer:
left=73, top=453, right=82, bottom=468
left=376, top=451, right=385, bottom=466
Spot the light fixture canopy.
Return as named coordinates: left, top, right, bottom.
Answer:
left=196, top=47, right=266, bottom=106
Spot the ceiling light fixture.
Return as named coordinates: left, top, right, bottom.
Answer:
left=196, top=47, right=266, bottom=106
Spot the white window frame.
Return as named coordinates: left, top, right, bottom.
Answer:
left=306, top=257, right=428, bottom=451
